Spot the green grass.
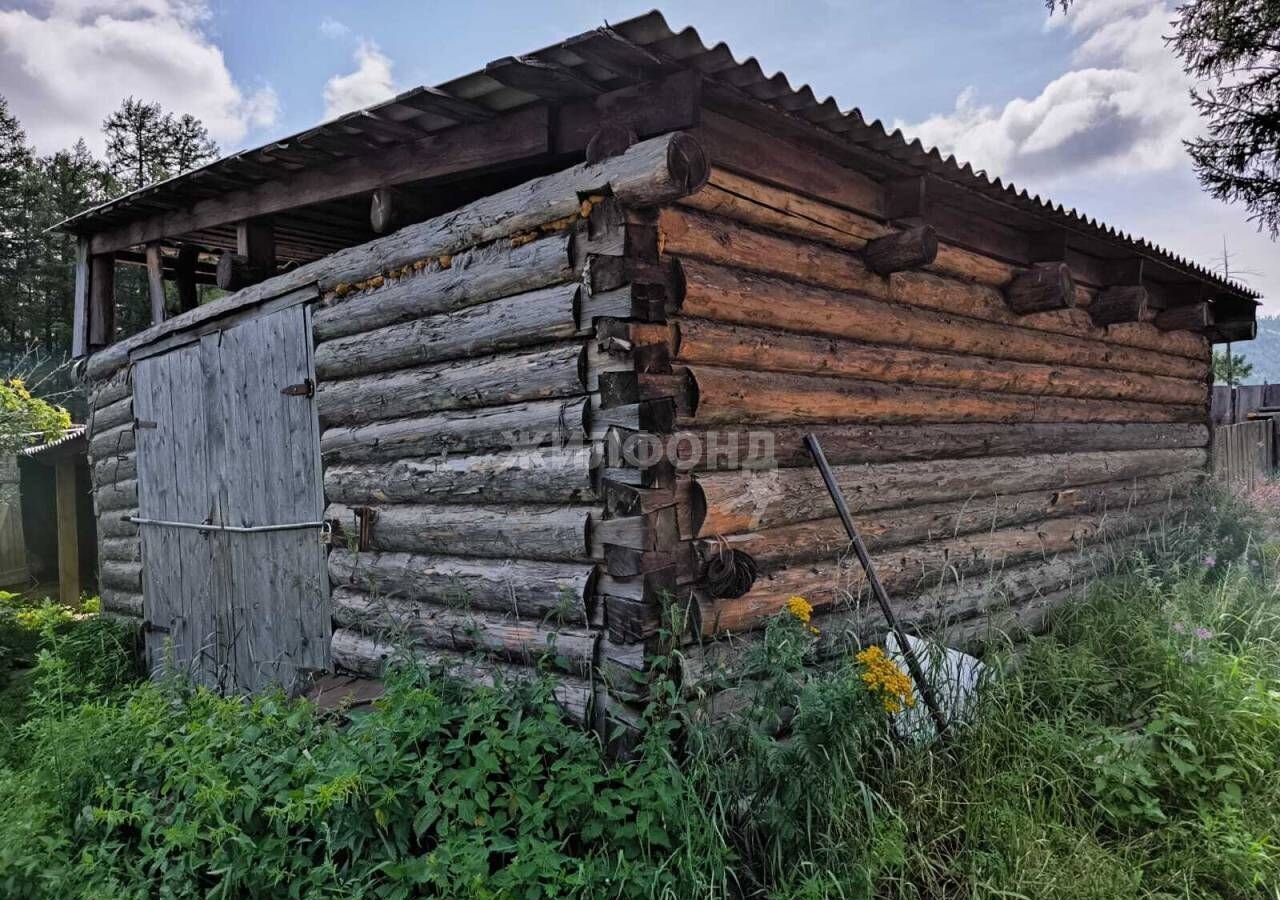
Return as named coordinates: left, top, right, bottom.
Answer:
left=0, top=490, right=1277, bottom=898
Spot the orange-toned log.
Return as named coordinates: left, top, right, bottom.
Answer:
left=660, top=207, right=1210, bottom=365
left=674, top=318, right=1206, bottom=407
left=676, top=261, right=1208, bottom=382
left=684, top=366, right=1203, bottom=428
left=702, top=470, right=1202, bottom=566
left=695, top=501, right=1184, bottom=635
left=693, top=447, right=1207, bottom=535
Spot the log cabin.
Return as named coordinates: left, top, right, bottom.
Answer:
left=60, top=12, right=1260, bottom=731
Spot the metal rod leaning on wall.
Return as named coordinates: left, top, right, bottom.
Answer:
left=803, top=433, right=950, bottom=738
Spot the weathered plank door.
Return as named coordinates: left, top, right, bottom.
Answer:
left=0, top=455, right=28, bottom=586
left=133, top=302, right=329, bottom=693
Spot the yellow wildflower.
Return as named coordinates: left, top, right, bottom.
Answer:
left=856, top=645, right=916, bottom=714
left=785, top=596, right=813, bottom=623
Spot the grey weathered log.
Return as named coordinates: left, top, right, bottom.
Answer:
left=1089, top=285, right=1150, bottom=326
left=94, top=478, right=138, bottom=513
left=331, top=588, right=599, bottom=675
left=328, top=548, right=594, bottom=622
left=863, top=225, right=937, bottom=276
left=100, top=559, right=142, bottom=593
left=316, top=344, right=587, bottom=427
left=145, top=242, right=166, bottom=325
left=88, top=422, right=135, bottom=460
left=329, top=628, right=593, bottom=723
left=313, top=283, right=581, bottom=379
left=694, top=446, right=1208, bottom=535
left=312, top=232, right=577, bottom=341
left=325, top=502, right=591, bottom=561
left=1005, top=262, right=1076, bottom=314
left=93, top=453, right=136, bottom=487
left=88, top=252, right=115, bottom=346
left=100, top=588, right=143, bottom=617
left=1154, top=302, right=1213, bottom=332
left=91, top=369, right=132, bottom=409
left=100, top=537, right=141, bottom=562
left=89, top=395, right=133, bottom=437
left=324, top=445, right=597, bottom=506
left=96, top=509, right=138, bottom=539
left=320, top=396, right=589, bottom=464
left=84, top=132, right=707, bottom=383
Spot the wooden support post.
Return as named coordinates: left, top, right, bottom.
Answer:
left=54, top=459, right=79, bottom=606
left=216, top=219, right=276, bottom=291
left=144, top=242, right=166, bottom=325
left=72, top=237, right=90, bottom=358
left=175, top=245, right=199, bottom=312
left=1155, top=302, right=1213, bottom=332
left=88, top=252, right=115, bottom=347
left=863, top=225, right=938, bottom=276
left=1005, top=262, right=1075, bottom=314
left=370, top=187, right=433, bottom=235
left=1089, top=285, right=1150, bottom=327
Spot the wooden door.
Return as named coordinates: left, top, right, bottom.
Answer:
left=0, top=455, right=28, bottom=586
left=134, top=303, right=329, bottom=692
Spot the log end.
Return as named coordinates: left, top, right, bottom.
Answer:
left=666, top=132, right=710, bottom=197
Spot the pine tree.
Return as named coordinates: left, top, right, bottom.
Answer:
left=0, top=96, right=36, bottom=354
left=103, top=97, right=218, bottom=193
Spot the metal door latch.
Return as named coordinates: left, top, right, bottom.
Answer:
left=281, top=378, right=315, bottom=398
left=142, top=620, right=171, bottom=634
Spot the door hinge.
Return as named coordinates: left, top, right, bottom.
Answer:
left=281, top=378, right=315, bottom=398
left=142, top=619, right=171, bottom=634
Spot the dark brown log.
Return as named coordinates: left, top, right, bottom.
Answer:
left=317, top=344, right=587, bottom=427
left=693, top=447, right=1207, bottom=535
left=215, top=253, right=262, bottom=291
left=145, top=242, right=166, bottom=325
left=175, top=244, right=199, bottom=312
left=320, top=396, right=589, bottom=464
left=863, top=225, right=938, bottom=275
left=674, top=318, right=1206, bottom=407
left=556, top=70, right=701, bottom=156
left=312, top=283, right=581, bottom=379
left=88, top=253, right=115, bottom=346
left=1090, top=285, right=1150, bottom=326
left=312, top=231, right=576, bottom=341
left=677, top=261, right=1209, bottom=381
left=1208, top=318, right=1257, bottom=343
left=585, top=123, right=638, bottom=163
left=1155, top=302, right=1213, bottom=332
left=323, top=445, right=597, bottom=506
left=332, top=588, right=598, bottom=675
left=329, top=628, right=593, bottom=724
left=683, top=365, right=1201, bottom=428
left=370, top=186, right=433, bottom=234
left=325, top=502, right=590, bottom=561
left=1006, top=262, right=1076, bottom=314
left=328, top=549, right=594, bottom=623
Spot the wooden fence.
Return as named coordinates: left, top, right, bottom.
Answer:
left=1211, top=384, right=1280, bottom=427
left=1213, top=420, right=1275, bottom=492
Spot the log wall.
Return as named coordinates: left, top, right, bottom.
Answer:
left=636, top=131, right=1211, bottom=669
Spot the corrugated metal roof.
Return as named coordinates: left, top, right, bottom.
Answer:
left=18, top=426, right=86, bottom=459
left=58, top=9, right=1258, bottom=299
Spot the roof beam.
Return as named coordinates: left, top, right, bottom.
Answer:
left=86, top=106, right=551, bottom=255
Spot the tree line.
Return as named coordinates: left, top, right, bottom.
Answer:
left=0, top=96, right=218, bottom=368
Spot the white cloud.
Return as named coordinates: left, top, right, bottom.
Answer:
left=898, top=0, right=1196, bottom=188
left=322, top=39, right=395, bottom=120
left=318, top=16, right=349, bottom=39
left=0, top=0, right=279, bottom=155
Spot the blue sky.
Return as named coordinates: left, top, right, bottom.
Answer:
left=1, top=0, right=1274, bottom=305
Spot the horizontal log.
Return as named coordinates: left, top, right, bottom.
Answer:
left=706, top=470, right=1202, bottom=566
left=1005, top=263, right=1075, bottom=314
left=89, top=395, right=132, bottom=437
left=314, top=283, right=581, bottom=379
left=97, top=508, right=138, bottom=539
left=93, top=478, right=138, bottom=513
left=683, top=366, right=1202, bottom=427
left=99, top=559, right=142, bottom=593
left=677, top=261, right=1208, bottom=382
left=85, top=132, right=708, bottom=383
left=99, top=588, right=143, bottom=618
left=1208, top=319, right=1256, bottom=343
left=1155, top=302, right=1213, bottom=332
left=88, top=422, right=134, bottom=460
left=696, top=501, right=1181, bottom=635
left=317, top=343, right=588, bottom=427
left=312, top=231, right=576, bottom=342
left=328, top=548, right=594, bottom=623
left=332, top=588, right=598, bottom=676
left=694, top=447, right=1207, bottom=535
left=92, top=453, right=136, bottom=487
left=864, top=226, right=937, bottom=276
left=329, top=628, right=592, bottom=724
left=1090, top=286, right=1150, bottom=327
left=325, top=502, right=590, bottom=561
left=320, top=396, right=589, bottom=464
left=674, top=318, right=1206, bottom=407
left=100, top=537, right=140, bottom=562
left=665, top=422, right=1209, bottom=471
left=324, top=445, right=597, bottom=506
left=90, top=370, right=132, bottom=409
left=661, top=210, right=1210, bottom=372
left=942, top=586, right=1078, bottom=656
